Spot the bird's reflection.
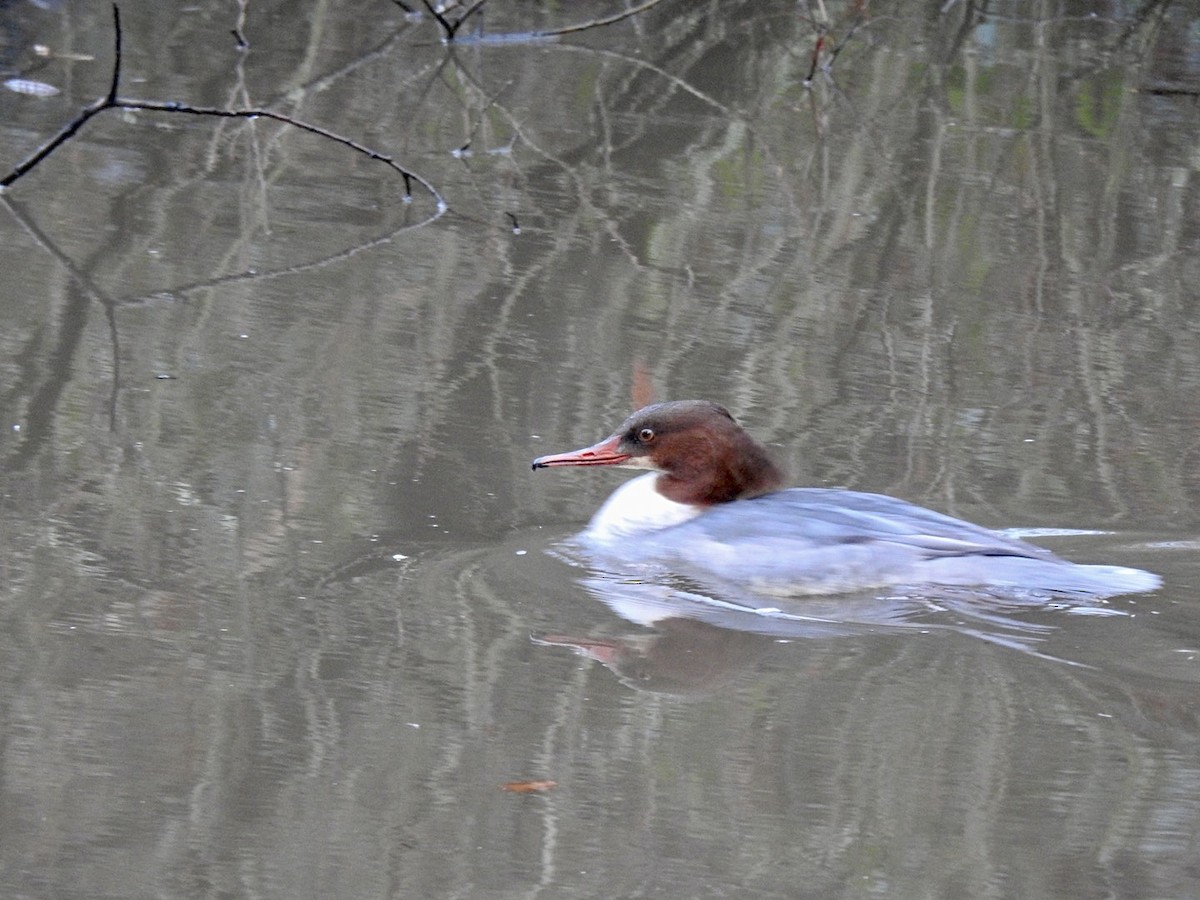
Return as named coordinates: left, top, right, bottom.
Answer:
left=534, top=567, right=1115, bottom=692
left=534, top=619, right=770, bottom=695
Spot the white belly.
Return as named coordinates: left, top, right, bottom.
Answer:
left=582, top=473, right=701, bottom=543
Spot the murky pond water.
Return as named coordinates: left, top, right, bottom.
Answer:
left=2, top=1, right=1198, bottom=897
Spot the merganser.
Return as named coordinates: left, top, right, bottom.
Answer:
left=532, top=400, right=1160, bottom=598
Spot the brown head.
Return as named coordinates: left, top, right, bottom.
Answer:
left=531, top=400, right=785, bottom=505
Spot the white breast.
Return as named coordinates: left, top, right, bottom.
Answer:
left=581, top=472, right=702, bottom=544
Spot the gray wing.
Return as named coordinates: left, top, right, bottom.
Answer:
left=654, top=489, right=1059, bottom=562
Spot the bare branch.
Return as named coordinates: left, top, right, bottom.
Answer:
left=0, top=3, right=445, bottom=215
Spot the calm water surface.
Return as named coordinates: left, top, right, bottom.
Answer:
left=1, top=2, right=1198, bottom=897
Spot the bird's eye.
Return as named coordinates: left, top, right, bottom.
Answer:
left=638, top=427, right=655, bottom=443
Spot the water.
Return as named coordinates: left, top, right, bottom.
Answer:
left=1, top=1, right=1198, bottom=897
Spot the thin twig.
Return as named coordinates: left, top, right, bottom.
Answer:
left=0, top=97, right=109, bottom=187
left=231, top=0, right=249, bottom=48
left=446, top=0, right=673, bottom=43
left=106, top=3, right=121, bottom=102
left=421, top=0, right=489, bottom=41
left=420, top=0, right=454, bottom=37
left=531, top=0, right=672, bottom=38
left=118, top=99, right=443, bottom=206
left=823, top=12, right=868, bottom=72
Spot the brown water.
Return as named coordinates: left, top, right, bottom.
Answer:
left=1, top=2, right=1199, bottom=897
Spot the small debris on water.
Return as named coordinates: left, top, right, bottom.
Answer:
left=501, top=780, right=557, bottom=793
left=4, top=78, right=59, bottom=97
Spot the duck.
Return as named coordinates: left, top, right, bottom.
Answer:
left=532, top=400, right=1160, bottom=598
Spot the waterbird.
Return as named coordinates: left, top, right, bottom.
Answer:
left=532, top=400, right=1160, bottom=598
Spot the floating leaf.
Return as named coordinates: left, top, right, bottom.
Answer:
left=501, top=779, right=557, bottom=793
